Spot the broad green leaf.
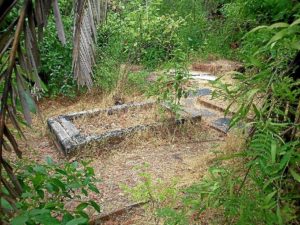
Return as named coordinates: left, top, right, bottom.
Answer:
left=246, top=25, right=268, bottom=35
left=269, top=22, right=289, bottom=29
left=45, top=156, right=54, bottom=165
left=29, top=208, right=50, bottom=216
left=279, top=151, right=291, bottom=170
left=86, top=167, right=95, bottom=176
left=76, top=202, right=89, bottom=211
left=32, top=174, right=44, bottom=187
left=46, top=182, right=60, bottom=193
left=291, top=41, right=300, bottom=50
left=89, top=200, right=101, bottom=212
left=77, top=211, right=89, bottom=219
left=11, top=213, right=29, bottom=225
left=290, top=168, right=300, bottom=182
left=69, top=182, right=82, bottom=189
left=37, top=189, right=45, bottom=198
left=267, top=29, right=288, bottom=45
left=33, top=165, right=47, bottom=174
left=72, top=161, right=79, bottom=168
left=51, top=178, right=66, bottom=191
left=66, top=217, right=88, bottom=225
left=33, top=213, right=60, bottom=225
left=264, top=190, right=277, bottom=205
left=1, top=197, right=13, bottom=210
left=81, top=188, right=88, bottom=196
left=45, top=201, right=62, bottom=210
left=88, top=184, right=100, bottom=193
left=62, top=213, right=74, bottom=224
left=55, top=168, right=68, bottom=175
left=290, top=18, right=300, bottom=26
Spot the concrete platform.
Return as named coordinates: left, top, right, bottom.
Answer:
left=48, top=101, right=202, bottom=155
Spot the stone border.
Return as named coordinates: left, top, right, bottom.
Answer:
left=90, top=201, right=146, bottom=225
left=48, top=101, right=201, bottom=155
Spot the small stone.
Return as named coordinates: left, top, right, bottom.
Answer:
left=189, top=88, right=212, bottom=97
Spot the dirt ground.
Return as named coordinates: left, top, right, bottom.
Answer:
left=73, top=105, right=172, bottom=135
left=88, top=122, right=224, bottom=214
left=6, top=90, right=226, bottom=224
left=6, top=60, right=244, bottom=224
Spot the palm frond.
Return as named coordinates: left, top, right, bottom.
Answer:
left=0, top=0, right=66, bottom=222
left=72, top=0, right=107, bottom=88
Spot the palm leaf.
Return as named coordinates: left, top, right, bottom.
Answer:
left=0, top=0, right=67, bottom=223
left=52, top=0, right=66, bottom=45
left=72, top=0, right=107, bottom=88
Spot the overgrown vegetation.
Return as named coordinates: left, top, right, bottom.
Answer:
left=39, top=0, right=76, bottom=97
left=1, top=0, right=299, bottom=224
left=96, top=0, right=299, bottom=224
left=39, top=16, right=75, bottom=97
left=0, top=0, right=103, bottom=224
left=3, top=158, right=100, bottom=225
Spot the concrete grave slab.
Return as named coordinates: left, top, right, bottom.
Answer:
left=169, top=69, right=217, bottom=81
left=48, top=101, right=201, bottom=155
left=212, top=117, right=231, bottom=133
left=189, top=71, right=217, bottom=81
left=189, top=88, right=212, bottom=97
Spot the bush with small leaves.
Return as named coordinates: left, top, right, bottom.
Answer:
left=2, top=158, right=101, bottom=225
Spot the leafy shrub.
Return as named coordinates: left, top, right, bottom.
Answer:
left=2, top=158, right=101, bottom=225
left=147, top=66, right=190, bottom=118
left=121, top=165, right=182, bottom=224
left=153, top=15, right=300, bottom=225
left=93, top=52, right=121, bottom=92
left=126, top=71, right=150, bottom=93
left=100, top=0, right=188, bottom=68
left=158, top=0, right=208, bottom=50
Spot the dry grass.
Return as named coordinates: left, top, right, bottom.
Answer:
left=73, top=105, right=172, bottom=135
left=190, top=59, right=243, bottom=75
left=79, top=120, right=226, bottom=217
left=4, top=59, right=249, bottom=224
left=4, top=90, right=147, bottom=162
left=223, top=130, right=247, bottom=154
left=4, top=89, right=227, bottom=220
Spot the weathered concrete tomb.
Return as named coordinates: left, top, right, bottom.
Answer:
left=47, top=100, right=203, bottom=155
left=48, top=87, right=233, bottom=155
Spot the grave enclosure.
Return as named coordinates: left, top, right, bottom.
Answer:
left=48, top=88, right=231, bottom=156
left=47, top=63, right=241, bottom=155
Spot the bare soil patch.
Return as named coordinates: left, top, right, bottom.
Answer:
left=6, top=56, right=240, bottom=224
left=83, top=121, right=225, bottom=219
left=191, top=59, right=244, bottom=75
left=6, top=91, right=225, bottom=224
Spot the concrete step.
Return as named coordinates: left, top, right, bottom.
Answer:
left=182, top=88, right=232, bottom=133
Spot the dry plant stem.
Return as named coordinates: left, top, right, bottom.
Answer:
left=52, top=0, right=66, bottom=44
left=0, top=0, right=28, bottom=154
left=0, top=1, right=28, bottom=205
left=291, top=99, right=300, bottom=140
left=284, top=101, right=290, bottom=121
left=267, top=96, right=275, bottom=119
left=236, top=156, right=258, bottom=195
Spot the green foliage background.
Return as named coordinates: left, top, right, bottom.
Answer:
left=91, top=0, right=300, bottom=224
left=7, top=0, right=299, bottom=224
